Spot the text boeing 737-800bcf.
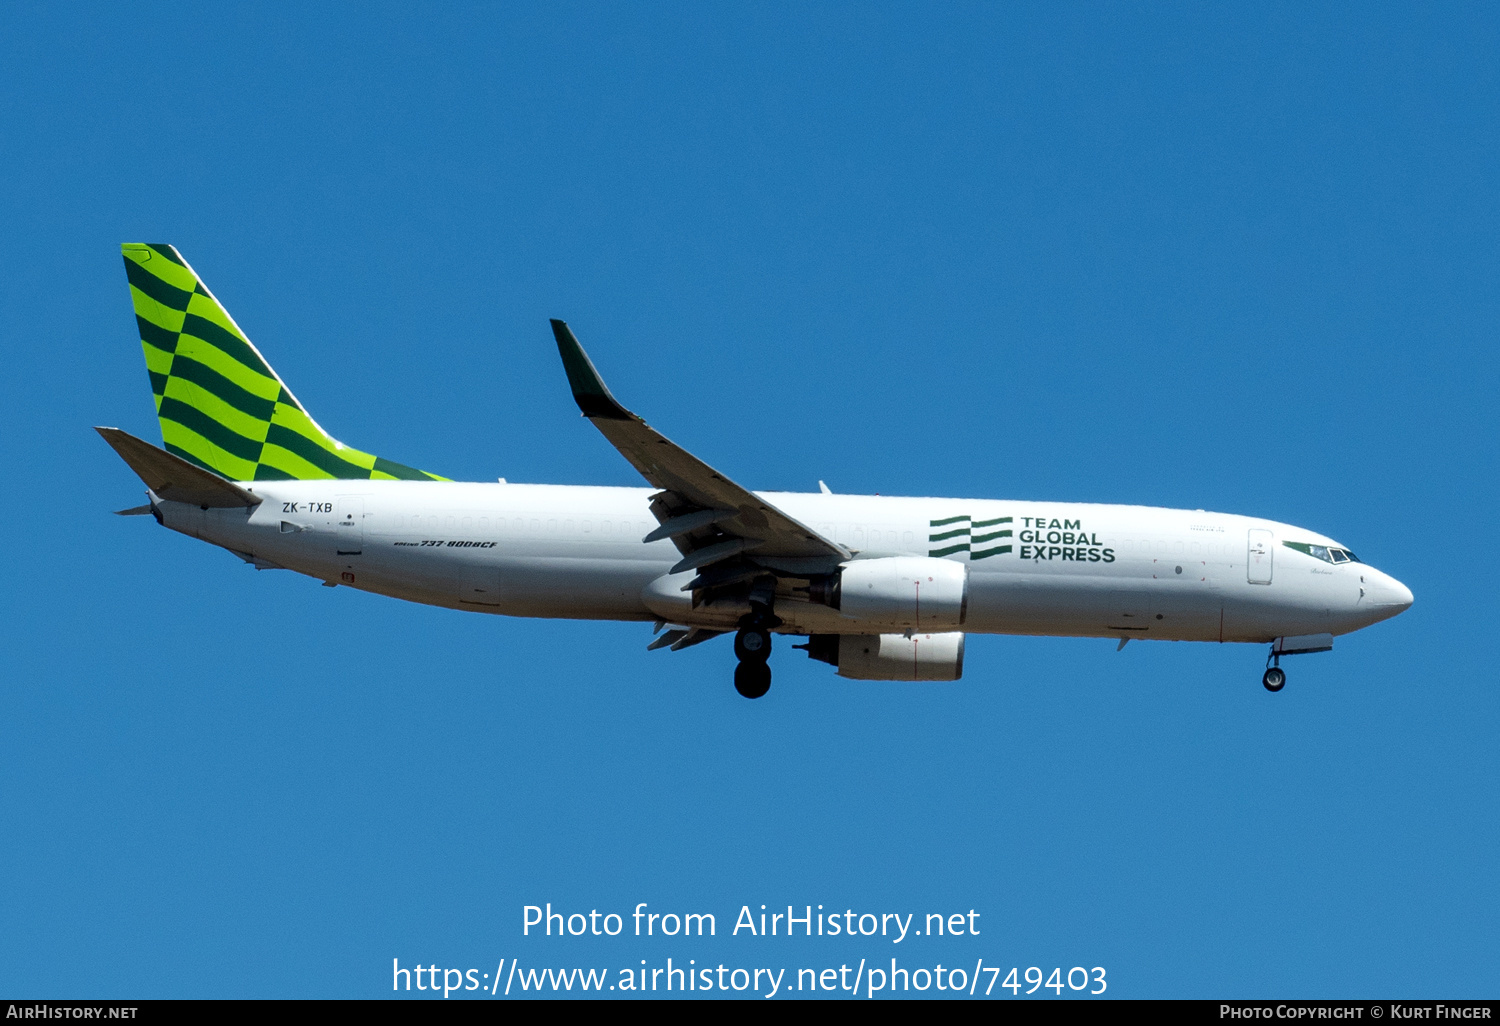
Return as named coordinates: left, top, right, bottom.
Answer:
left=100, top=244, right=1412, bottom=698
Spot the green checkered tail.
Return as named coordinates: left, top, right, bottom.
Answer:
left=122, top=243, right=446, bottom=482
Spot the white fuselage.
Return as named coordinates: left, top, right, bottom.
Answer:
left=154, top=481, right=1411, bottom=646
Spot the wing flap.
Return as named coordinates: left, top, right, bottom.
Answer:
left=642, top=507, right=738, bottom=543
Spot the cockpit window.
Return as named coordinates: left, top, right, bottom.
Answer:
left=1284, top=540, right=1361, bottom=564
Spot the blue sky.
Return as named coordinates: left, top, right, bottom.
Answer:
left=1, top=2, right=1495, bottom=999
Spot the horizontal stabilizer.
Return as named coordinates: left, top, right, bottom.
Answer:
left=95, top=426, right=261, bottom=508
left=113, top=504, right=154, bottom=516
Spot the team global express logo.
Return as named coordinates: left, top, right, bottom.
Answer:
left=930, top=515, right=1115, bottom=563
left=928, top=515, right=1012, bottom=560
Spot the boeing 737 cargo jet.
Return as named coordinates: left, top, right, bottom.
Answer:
left=100, top=244, right=1412, bottom=698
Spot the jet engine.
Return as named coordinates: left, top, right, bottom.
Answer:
left=800, top=632, right=966, bottom=681
left=811, top=556, right=968, bottom=631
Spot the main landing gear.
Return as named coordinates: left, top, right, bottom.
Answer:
left=1263, top=651, right=1286, bottom=693
left=733, top=579, right=779, bottom=699
left=733, top=628, right=772, bottom=699
left=734, top=628, right=771, bottom=662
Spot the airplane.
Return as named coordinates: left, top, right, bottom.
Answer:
left=100, top=243, right=1413, bottom=699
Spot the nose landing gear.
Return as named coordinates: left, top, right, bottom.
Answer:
left=1258, top=633, right=1332, bottom=691
left=1263, top=650, right=1286, bottom=692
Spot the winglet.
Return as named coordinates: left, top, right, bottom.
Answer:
left=550, top=319, right=633, bottom=421
left=95, top=426, right=261, bottom=508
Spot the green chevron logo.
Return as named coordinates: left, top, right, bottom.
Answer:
left=928, top=515, right=1013, bottom=560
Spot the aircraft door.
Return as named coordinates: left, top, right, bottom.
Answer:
left=1247, top=529, right=1273, bottom=585
left=335, top=495, right=365, bottom=555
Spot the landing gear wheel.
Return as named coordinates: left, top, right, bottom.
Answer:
left=734, top=660, right=771, bottom=699
left=1263, top=666, right=1286, bottom=692
left=734, top=628, right=772, bottom=662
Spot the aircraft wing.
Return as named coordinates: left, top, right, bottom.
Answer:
left=550, top=320, right=849, bottom=582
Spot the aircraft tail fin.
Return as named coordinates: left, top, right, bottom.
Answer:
left=120, top=243, right=447, bottom=483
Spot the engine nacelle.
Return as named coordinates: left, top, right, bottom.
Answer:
left=804, top=632, right=965, bottom=681
left=836, top=556, right=968, bottom=630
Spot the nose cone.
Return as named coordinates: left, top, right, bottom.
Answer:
left=1364, top=568, right=1413, bottom=624
left=1385, top=576, right=1415, bottom=612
